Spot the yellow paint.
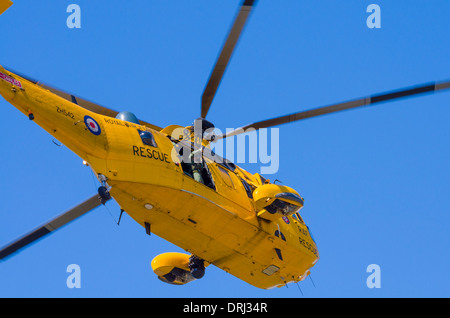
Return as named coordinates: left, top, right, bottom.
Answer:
left=0, top=66, right=319, bottom=289
left=151, top=252, right=191, bottom=276
left=0, top=0, right=12, bottom=16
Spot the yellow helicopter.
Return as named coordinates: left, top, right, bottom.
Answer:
left=0, top=0, right=449, bottom=290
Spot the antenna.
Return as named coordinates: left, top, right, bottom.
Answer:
left=309, top=275, right=316, bottom=288
left=295, top=281, right=304, bottom=296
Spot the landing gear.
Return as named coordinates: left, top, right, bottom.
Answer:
left=189, top=255, right=206, bottom=279
left=152, top=253, right=208, bottom=285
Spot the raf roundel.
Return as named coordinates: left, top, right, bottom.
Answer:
left=84, top=116, right=101, bottom=135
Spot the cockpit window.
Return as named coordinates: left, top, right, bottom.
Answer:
left=217, top=166, right=234, bottom=188
left=265, top=199, right=301, bottom=216
left=292, top=212, right=305, bottom=224
left=138, top=129, right=157, bottom=147
left=240, top=178, right=253, bottom=199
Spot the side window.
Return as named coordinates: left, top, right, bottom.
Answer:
left=275, top=230, right=286, bottom=241
left=240, top=178, right=253, bottom=199
left=138, top=129, right=157, bottom=147
left=217, top=166, right=234, bottom=188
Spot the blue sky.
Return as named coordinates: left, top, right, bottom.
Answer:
left=0, top=0, right=449, bottom=298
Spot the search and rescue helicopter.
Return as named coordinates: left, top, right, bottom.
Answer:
left=0, top=0, right=449, bottom=290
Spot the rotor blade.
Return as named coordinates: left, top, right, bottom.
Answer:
left=5, top=67, right=163, bottom=132
left=217, top=80, right=450, bottom=139
left=201, top=0, right=257, bottom=119
left=0, top=194, right=106, bottom=260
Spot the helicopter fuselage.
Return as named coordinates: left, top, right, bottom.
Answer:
left=0, top=66, right=319, bottom=289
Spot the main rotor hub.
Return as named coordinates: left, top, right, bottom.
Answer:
left=191, top=117, right=215, bottom=141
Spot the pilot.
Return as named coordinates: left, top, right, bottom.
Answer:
left=188, top=147, right=204, bottom=184
left=170, top=118, right=216, bottom=185
left=186, top=118, right=215, bottom=185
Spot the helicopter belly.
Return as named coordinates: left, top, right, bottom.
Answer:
left=108, top=179, right=318, bottom=289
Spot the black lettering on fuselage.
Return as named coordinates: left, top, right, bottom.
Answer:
left=132, top=145, right=170, bottom=163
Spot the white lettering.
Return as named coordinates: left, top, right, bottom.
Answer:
left=366, top=4, right=381, bottom=29
left=66, top=264, right=81, bottom=288
left=66, top=4, right=81, bottom=29
left=366, top=264, right=381, bottom=288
